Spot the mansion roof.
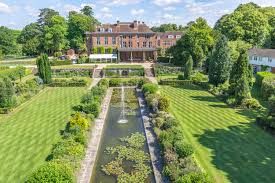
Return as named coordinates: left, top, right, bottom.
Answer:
left=248, top=48, right=275, bottom=58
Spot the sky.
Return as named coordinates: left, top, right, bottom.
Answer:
left=0, top=0, right=275, bottom=30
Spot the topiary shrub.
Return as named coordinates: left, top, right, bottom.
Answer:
left=174, top=140, right=194, bottom=158
left=25, top=162, right=74, bottom=183
left=178, top=74, right=184, bottom=80
left=142, top=83, right=158, bottom=94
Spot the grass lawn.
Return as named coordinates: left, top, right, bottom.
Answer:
left=161, top=85, right=275, bottom=183
left=0, top=87, right=85, bottom=182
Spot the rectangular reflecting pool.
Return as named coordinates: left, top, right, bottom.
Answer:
left=91, top=88, right=155, bottom=183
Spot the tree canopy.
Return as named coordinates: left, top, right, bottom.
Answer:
left=151, top=23, right=186, bottom=32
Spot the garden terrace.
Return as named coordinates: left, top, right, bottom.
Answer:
left=161, top=85, right=275, bottom=183
left=0, top=87, right=86, bottom=182
left=104, top=65, right=145, bottom=78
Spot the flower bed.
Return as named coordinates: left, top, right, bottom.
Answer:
left=51, top=68, right=93, bottom=78
left=154, top=64, right=183, bottom=76
left=108, top=78, right=150, bottom=87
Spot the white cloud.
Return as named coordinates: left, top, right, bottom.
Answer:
left=97, top=7, right=113, bottom=18
left=131, top=9, right=145, bottom=16
left=24, top=5, right=39, bottom=17
left=64, top=4, right=80, bottom=13
left=99, top=0, right=142, bottom=6
left=152, top=0, right=181, bottom=6
left=0, top=2, right=12, bottom=14
left=101, top=7, right=110, bottom=13
left=163, top=6, right=176, bottom=11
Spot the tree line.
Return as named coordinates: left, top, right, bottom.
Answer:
left=0, top=5, right=99, bottom=58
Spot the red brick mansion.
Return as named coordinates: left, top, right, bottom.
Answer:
left=85, top=20, right=183, bottom=62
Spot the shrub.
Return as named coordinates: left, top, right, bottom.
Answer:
left=157, top=56, right=170, bottom=63
left=241, top=98, right=262, bottom=109
left=190, top=72, right=208, bottom=83
left=154, top=64, right=183, bottom=76
left=54, top=51, right=63, bottom=58
left=49, top=78, right=88, bottom=87
left=268, top=95, right=275, bottom=117
left=142, top=83, right=158, bottom=94
left=69, top=112, right=89, bottom=130
left=50, top=59, right=72, bottom=66
left=25, top=162, right=74, bottom=183
left=178, top=74, right=184, bottom=80
left=82, top=102, right=100, bottom=117
left=0, top=66, right=27, bottom=80
left=261, top=75, right=275, bottom=100
left=175, top=172, right=211, bottom=183
left=158, top=95, right=170, bottom=112
left=255, top=72, right=274, bottom=87
left=174, top=140, right=194, bottom=158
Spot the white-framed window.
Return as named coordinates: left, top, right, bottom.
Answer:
left=176, top=35, right=181, bottom=39
left=129, top=42, right=133, bottom=48
left=100, top=28, right=104, bottom=32
left=157, top=40, right=161, bottom=46
left=149, top=42, right=152, bottom=48
left=97, top=37, right=100, bottom=45
left=254, top=56, right=258, bottom=61
left=123, top=42, right=127, bottom=47
left=112, top=37, right=116, bottom=45
left=143, top=42, right=147, bottom=47
left=108, top=28, right=112, bottom=32
left=145, top=34, right=150, bottom=39
left=129, top=35, right=133, bottom=39
left=104, top=37, right=108, bottom=45
left=259, top=56, right=262, bottom=61
left=137, top=42, right=140, bottom=47
left=123, top=35, right=127, bottom=39
left=268, top=57, right=273, bottom=62
left=168, top=35, right=174, bottom=39
left=157, top=36, right=161, bottom=40
left=249, top=56, right=252, bottom=60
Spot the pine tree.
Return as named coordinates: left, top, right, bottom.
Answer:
left=229, top=50, right=252, bottom=104
left=209, top=35, right=232, bottom=86
left=184, top=55, right=193, bottom=79
left=36, top=54, right=52, bottom=84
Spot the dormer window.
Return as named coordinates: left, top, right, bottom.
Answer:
left=168, top=35, right=174, bottom=39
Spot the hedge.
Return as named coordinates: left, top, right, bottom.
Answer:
left=50, top=59, right=72, bottom=66
left=49, top=78, right=88, bottom=87
left=51, top=68, right=93, bottom=78
left=108, top=78, right=150, bottom=87
left=255, top=72, right=274, bottom=87
left=157, top=56, right=170, bottom=63
left=160, top=79, right=194, bottom=86
left=261, top=75, right=275, bottom=100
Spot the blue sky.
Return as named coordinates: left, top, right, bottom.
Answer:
left=0, top=0, right=275, bottom=30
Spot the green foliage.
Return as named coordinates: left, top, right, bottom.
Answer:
left=108, top=78, right=150, bottom=87
left=0, top=77, right=16, bottom=108
left=175, top=172, right=211, bottom=183
left=142, top=83, right=158, bottom=94
left=174, top=141, right=194, bottom=158
left=25, top=162, right=74, bottom=183
left=151, top=23, right=185, bottom=32
left=69, top=112, right=89, bottom=130
left=241, top=98, right=262, bottom=109
left=36, top=54, right=52, bottom=84
left=228, top=40, right=252, bottom=62
left=190, top=72, right=208, bottom=83
left=50, top=59, right=72, bottom=66
left=154, top=64, right=184, bottom=76
left=51, top=68, right=91, bottom=78
left=178, top=74, right=184, bottom=80
left=17, top=23, right=42, bottom=56
left=0, top=66, right=26, bottom=80
left=229, top=50, right=252, bottom=104
left=215, top=3, right=269, bottom=46
left=92, top=47, right=97, bottom=54
left=169, top=18, right=214, bottom=67
left=255, top=72, right=274, bottom=87
left=184, top=55, right=193, bottom=79
left=261, top=75, right=275, bottom=100
left=99, top=46, right=105, bottom=54
left=49, top=78, right=88, bottom=87
left=268, top=96, right=275, bottom=117
left=209, top=35, right=232, bottom=86
left=0, top=26, right=20, bottom=56
left=107, top=47, right=113, bottom=54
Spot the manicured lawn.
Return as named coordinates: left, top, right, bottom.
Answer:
left=161, top=85, right=275, bottom=183
left=0, top=87, right=85, bottom=182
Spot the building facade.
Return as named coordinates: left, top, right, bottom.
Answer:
left=248, top=48, right=275, bottom=73
left=85, top=20, right=183, bottom=62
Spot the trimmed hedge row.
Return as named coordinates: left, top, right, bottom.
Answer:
left=50, top=59, right=72, bottom=66
left=143, top=85, right=211, bottom=182
left=255, top=72, right=274, bottom=87
left=49, top=78, right=88, bottom=87
left=104, top=69, right=144, bottom=78
left=25, top=79, right=110, bottom=182
left=108, top=78, right=150, bottom=87
left=51, top=68, right=93, bottom=78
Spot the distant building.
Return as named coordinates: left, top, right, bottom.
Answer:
left=85, top=20, right=183, bottom=62
left=248, top=48, right=275, bottom=73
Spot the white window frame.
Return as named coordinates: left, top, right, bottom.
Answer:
left=176, top=35, right=181, bottom=39
left=97, top=37, right=101, bottom=45
left=168, top=35, right=174, bottom=39
left=268, top=57, right=273, bottom=63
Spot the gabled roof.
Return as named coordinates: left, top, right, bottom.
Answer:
left=248, top=48, right=275, bottom=58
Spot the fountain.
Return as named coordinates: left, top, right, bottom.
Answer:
left=117, top=85, right=128, bottom=124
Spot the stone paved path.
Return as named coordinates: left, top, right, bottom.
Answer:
left=137, top=89, right=169, bottom=183
left=77, top=88, right=113, bottom=183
